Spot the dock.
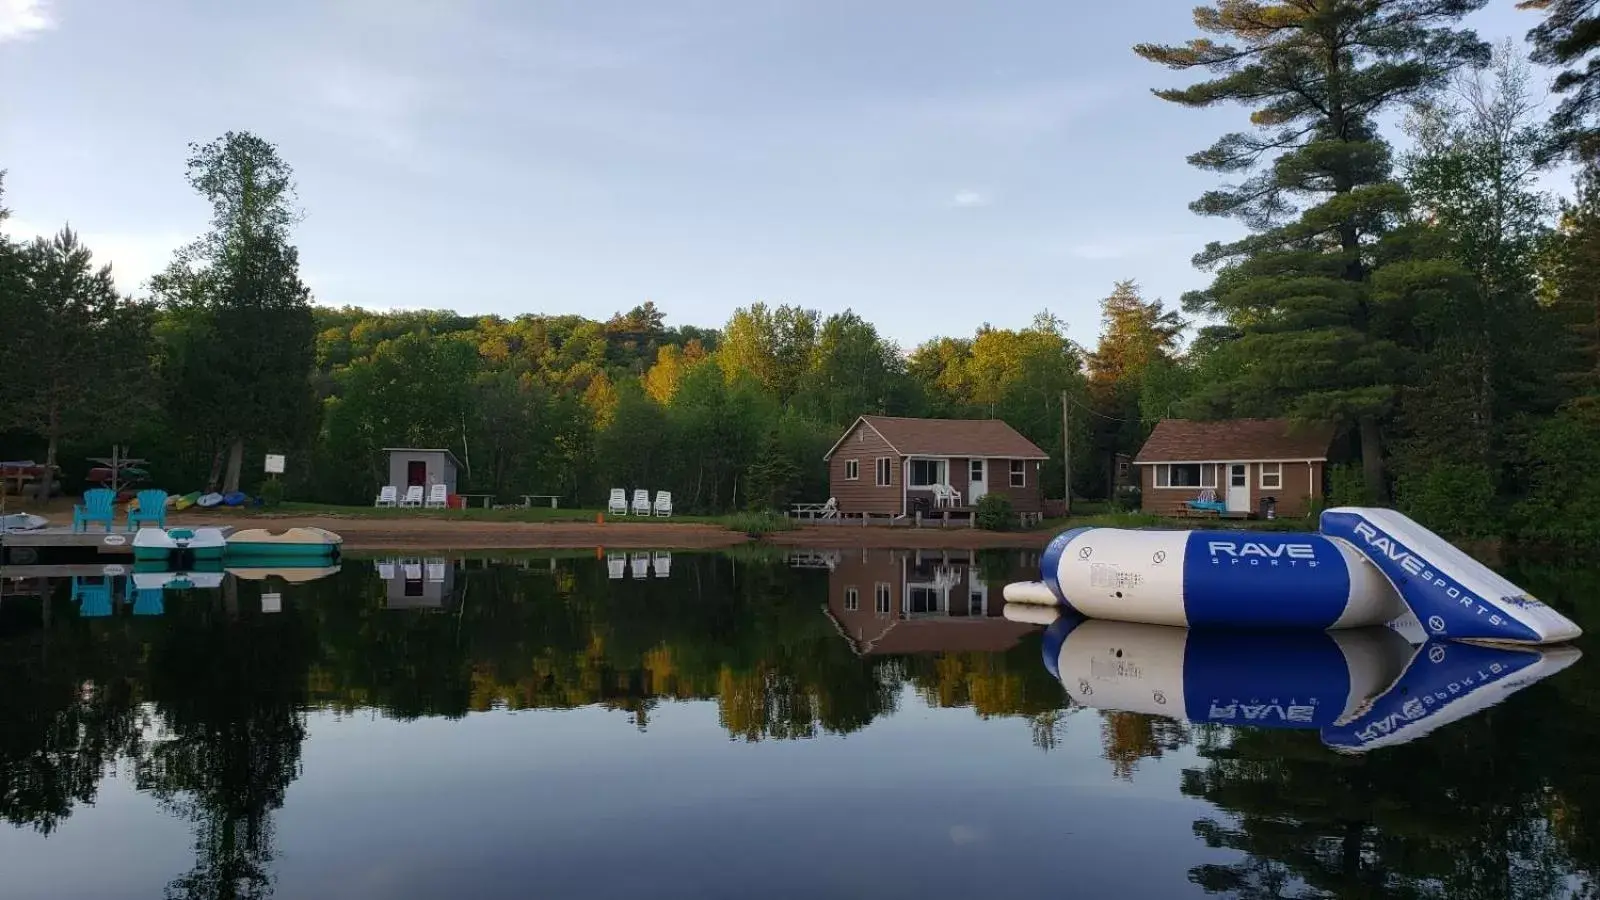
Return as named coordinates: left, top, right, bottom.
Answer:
left=0, top=526, right=234, bottom=563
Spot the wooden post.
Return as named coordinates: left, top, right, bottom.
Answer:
left=1061, top=390, right=1071, bottom=515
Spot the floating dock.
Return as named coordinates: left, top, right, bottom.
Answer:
left=1, top=527, right=234, bottom=562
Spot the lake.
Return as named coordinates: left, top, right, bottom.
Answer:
left=1, top=549, right=1597, bottom=899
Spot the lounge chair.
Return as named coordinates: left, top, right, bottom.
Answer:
left=127, top=489, right=169, bottom=531
left=608, top=488, right=628, bottom=516
left=631, top=489, right=651, bottom=516
left=399, top=486, right=424, bottom=508
left=125, top=580, right=165, bottom=616
left=72, top=576, right=114, bottom=617
left=653, top=491, right=673, bottom=517
left=820, top=497, right=839, bottom=520
left=424, top=484, right=448, bottom=509
left=403, top=559, right=423, bottom=580
left=73, top=488, right=117, bottom=533
left=653, top=551, right=671, bottom=578
left=929, top=484, right=959, bottom=508
left=607, top=552, right=626, bottom=579
left=376, top=560, right=397, bottom=579
left=374, top=485, right=398, bottom=507
left=630, top=552, right=650, bottom=578
left=1185, top=489, right=1227, bottom=516
left=426, top=559, right=447, bottom=582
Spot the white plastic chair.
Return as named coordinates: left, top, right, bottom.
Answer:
left=630, top=552, right=650, bottom=579
left=403, top=559, right=423, bottom=580
left=631, top=489, right=650, bottom=516
left=608, top=488, right=628, bottom=516
left=424, top=484, right=448, bottom=509
left=820, top=497, right=840, bottom=519
left=607, top=552, right=626, bottom=579
left=376, top=560, right=396, bottom=579
left=425, top=559, right=447, bottom=582
left=374, top=485, right=398, bottom=508
left=653, top=551, right=671, bottom=578
left=653, top=491, right=672, bottom=517
left=400, top=486, right=424, bottom=508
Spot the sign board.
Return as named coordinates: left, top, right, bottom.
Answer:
left=264, top=454, right=286, bottom=474
left=262, top=593, right=283, bottom=614
left=103, top=534, right=127, bottom=546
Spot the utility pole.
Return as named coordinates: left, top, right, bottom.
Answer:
left=1061, top=390, right=1071, bottom=515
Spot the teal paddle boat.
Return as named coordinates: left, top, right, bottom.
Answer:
left=132, top=526, right=228, bottom=563
left=225, top=526, right=342, bottom=561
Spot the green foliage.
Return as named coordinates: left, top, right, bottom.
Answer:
left=1514, top=401, right=1600, bottom=547
left=1395, top=461, right=1497, bottom=539
left=1326, top=464, right=1372, bottom=508
left=974, top=493, right=1014, bottom=531
left=257, top=478, right=285, bottom=507
left=723, top=510, right=798, bottom=536
left=1522, top=0, right=1600, bottom=156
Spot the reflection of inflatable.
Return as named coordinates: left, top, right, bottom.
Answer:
left=1006, top=507, right=1581, bottom=645
left=132, top=527, right=227, bottom=562
left=1037, top=613, right=1580, bottom=752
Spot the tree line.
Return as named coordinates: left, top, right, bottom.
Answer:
left=5, top=2, right=1600, bottom=543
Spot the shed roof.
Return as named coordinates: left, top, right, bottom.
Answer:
left=1133, top=419, right=1335, bottom=463
left=826, top=416, right=1049, bottom=460
left=382, top=448, right=465, bottom=468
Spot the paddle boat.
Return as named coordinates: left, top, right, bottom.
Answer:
left=226, top=562, right=341, bottom=583
left=1004, top=507, right=1582, bottom=645
left=132, top=526, right=228, bottom=563
left=1024, top=610, right=1581, bottom=753
left=225, top=526, right=342, bottom=561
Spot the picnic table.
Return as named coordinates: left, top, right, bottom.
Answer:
left=458, top=493, right=496, bottom=509
left=521, top=494, right=560, bottom=509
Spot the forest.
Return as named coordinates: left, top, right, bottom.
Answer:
left=4, top=1, right=1600, bottom=545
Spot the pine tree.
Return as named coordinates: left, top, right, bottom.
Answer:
left=1136, top=0, right=1490, bottom=499
left=1521, top=0, right=1600, bottom=156
left=1087, top=281, right=1183, bottom=492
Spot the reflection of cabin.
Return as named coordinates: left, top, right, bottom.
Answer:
left=382, top=448, right=462, bottom=495
left=821, top=548, right=1036, bottom=655
left=377, top=558, right=457, bottom=609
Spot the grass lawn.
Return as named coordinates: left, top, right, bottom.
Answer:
left=252, top=501, right=732, bottom=525
left=1029, top=510, right=1315, bottom=533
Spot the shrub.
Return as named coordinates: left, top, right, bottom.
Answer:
left=1513, top=402, right=1600, bottom=548
left=975, top=493, right=1014, bottom=531
left=1395, top=462, right=1496, bottom=539
left=1326, top=464, right=1372, bottom=507
left=724, top=511, right=798, bottom=537
left=1114, top=484, right=1142, bottom=512
left=257, top=478, right=285, bottom=508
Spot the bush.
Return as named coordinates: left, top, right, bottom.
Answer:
left=257, top=478, right=285, bottom=508
left=724, top=511, right=798, bottom=537
left=1114, top=484, right=1142, bottom=512
left=1396, top=462, right=1496, bottom=539
left=1326, top=464, right=1372, bottom=507
left=1513, top=402, right=1600, bottom=548
left=974, top=493, right=1014, bottom=531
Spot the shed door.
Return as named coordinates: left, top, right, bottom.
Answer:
left=406, top=461, right=427, bottom=487
left=1225, top=464, right=1250, bottom=513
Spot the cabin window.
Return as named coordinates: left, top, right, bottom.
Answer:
left=874, top=582, right=891, bottom=615
left=844, top=586, right=859, bottom=611
left=1259, top=463, right=1283, bottom=490
left=1010, top=460, right=1026, bottom=487
left=908, top=459, right=947, bottom=487
left=905, top=586, right=944, bottom=615
left=1155, top=463, right=1216, bottom=489
left=845, top=459, right=859, bottom=481
left=875, top=457, right=893, bottom=487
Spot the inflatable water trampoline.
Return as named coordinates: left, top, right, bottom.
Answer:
left=1004, top=507, right=1581, bottom=645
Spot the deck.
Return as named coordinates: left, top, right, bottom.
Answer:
left=0, top=526, right=235, bottom=562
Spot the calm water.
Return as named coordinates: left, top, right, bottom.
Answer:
left=1, top=549, right=1598, bottom=899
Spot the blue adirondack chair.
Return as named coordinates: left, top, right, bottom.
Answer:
left=72, top=488, right=117, bottom=533
left=71, top=576, right=114, bottom=617
left=126, top=489, right=169, bottom=531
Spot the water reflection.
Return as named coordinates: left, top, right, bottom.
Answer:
left=0, top=552, right=1595, bottom=898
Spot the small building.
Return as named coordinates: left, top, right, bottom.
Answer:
left=378, top=558, right=458, bottom=610
left=820, top=548, right=1037, bottom=656
left=382, top=448, right=462, bottom=495
left=1132, top=418, right=1335, bottom=518
left=823, top=416, right=1048, bottom=517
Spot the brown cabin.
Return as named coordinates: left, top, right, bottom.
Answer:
left=1132, top=418, right=1335, bottom=518
left=818, top=548, right=1037, bottom=656
left=823, top=416, right=1048, bottom=517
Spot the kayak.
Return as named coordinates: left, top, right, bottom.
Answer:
left=221, top=491, right=248, bottom=507
left=174, top=491, right=202, bottom=510
left=196, top=492, right=224, bottom=508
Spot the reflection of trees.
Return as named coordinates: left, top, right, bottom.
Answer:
left=1100, top=712, right=1189, bottom=782
left=136, top=587, right=315, bottom=900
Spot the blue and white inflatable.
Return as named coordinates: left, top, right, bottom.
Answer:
left=1027, top=613, right=1580, bottom=753
left=1004, top=507, right=1581, bottom=645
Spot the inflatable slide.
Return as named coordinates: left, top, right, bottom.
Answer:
left=1004, top=507, right=1581, bottom=645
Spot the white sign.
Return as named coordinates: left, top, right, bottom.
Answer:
left=262, top=593, right=283, bottom=614
left=103, top=534, right=127, bottom=546
left=264, top=454, right=286, bottom=474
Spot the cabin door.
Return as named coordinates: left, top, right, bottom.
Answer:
left=406, top=461, right=427, bottom=487
left=1225, top=464, right=1250, bottom=514
left=968, top=459, right=987, bottom=505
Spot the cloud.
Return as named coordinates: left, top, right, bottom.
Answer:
left=950, top=190, right=993, bottom=209
left=4, top=217, right=186, bottom=294
left=0, top=0, right=52, bottom=42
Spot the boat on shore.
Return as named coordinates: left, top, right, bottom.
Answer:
left=132, top=527, right=228, bottom=562
left=225, top=526, right=342, bottom=560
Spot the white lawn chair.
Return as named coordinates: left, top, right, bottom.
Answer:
left=608, top=488, right=628, bottom=516
left=653, top=551, right=671, bottom=578
left=653, top=491, right=673, bottom=517
left=403, top=559, right=423, bottom=580
left=376, top=559, right=396, bottom=579
left=374, top=485, right=398, bottom=508
left=607, top=552, right=626, bottom=579
left=424, top=484, right=448, bottom=509
left=425, top=559, right=447, bottom=582
left=820, top=497, right=839, bottom=519
left=631, top=489, right=651, bottom=516
left=400, top=486, right=424, bottom=508
left=630, top=552, right=650, bottom=579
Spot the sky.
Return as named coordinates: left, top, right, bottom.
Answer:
left=0, top=0, right=1542, bottom=349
